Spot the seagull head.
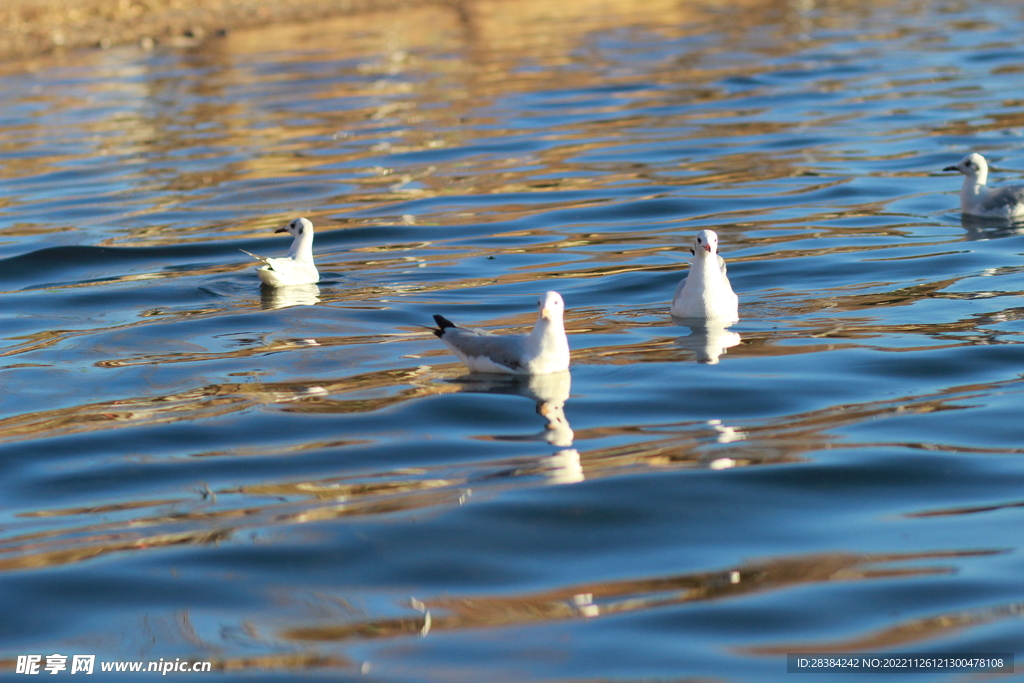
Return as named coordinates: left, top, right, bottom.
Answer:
left=691, top=229, right=719, bottom=256
left=943, top=152, right=988, bottom=181
left=538, top=291, right=565, bottom=321
left=276, top=217, right=314, bottom=237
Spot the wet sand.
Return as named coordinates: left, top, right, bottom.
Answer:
left=0, top=0, right=439, bottom=61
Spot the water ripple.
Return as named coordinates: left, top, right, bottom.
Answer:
left=3, top=0, right=1024, bottom=679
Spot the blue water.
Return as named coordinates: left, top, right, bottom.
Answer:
left=2, top=1, right=1024, bottom=680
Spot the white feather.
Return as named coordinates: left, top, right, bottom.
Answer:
left=671, top=229, right=739, bottom=323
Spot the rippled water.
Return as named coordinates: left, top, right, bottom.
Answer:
left=3, top=0, right=1024, bottom=679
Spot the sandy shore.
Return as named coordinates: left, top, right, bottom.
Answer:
left=0, top=0, right=441, bottom=62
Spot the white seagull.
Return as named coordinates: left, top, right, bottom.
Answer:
left=241, top=217, right=319, bottom=286
left=944, top=152, right=1024, bottom=220
left=431, top=291, right=570, bottom=374
left=671, top=229, right=739, bottom=323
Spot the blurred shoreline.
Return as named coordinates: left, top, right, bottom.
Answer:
left=0, top=0, right=448, bottom=62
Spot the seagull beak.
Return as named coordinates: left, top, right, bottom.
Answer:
left=702, top=243, right=712, bottom=253
left=942, top=165, right=958, bottom=172
left=274, top=227, right=288, bottom=233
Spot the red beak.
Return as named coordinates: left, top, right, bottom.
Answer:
left=703, top=243, right=712, bottom=253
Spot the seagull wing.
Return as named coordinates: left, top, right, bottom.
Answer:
left=439, top=327, right=529, bottom=372
left=263, top=256, right=317, bottom=279
left=980, top=185, right=1024, bottom=213
left=245, top=255, right=318, bottom=289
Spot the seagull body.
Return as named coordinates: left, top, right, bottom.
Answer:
left=241, top=217, right=319, bottom=286
left=431, top=291, right=570, bottom=375
left=944, top=153, right=1024, bottom=220
left=671, top=229, right=739, bottom=323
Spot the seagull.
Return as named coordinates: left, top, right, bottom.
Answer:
left=671, top=229, right=739, bottom=323
left=240, top=217, right=319, bottom=286
left=944, top=152, right=1024, bottom=220
left=430, top=291, right=570, bottom=374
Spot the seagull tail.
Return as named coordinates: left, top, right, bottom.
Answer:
left=432, top=314, right=458, bottom=338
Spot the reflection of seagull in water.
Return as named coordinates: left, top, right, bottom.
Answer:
left=959, top=214, right=1024, bottom=240
left=430, top=291, right=570, bottom=375
left=671, top=229, right=739, bottom=323
left=451, top=370, right=584, bottom=485
left=707, top=418, right=746, bottom=444
left=241, top=217, right=320, bottom=286
left=454, top=370, right=574, bottom=447
left=543, top=448, right=583, bottom=485
left=673, top=322, right=741, bottom=364
left=944, top=153, right=1024, bottom=220
left=528, top=370, right=574, bottom=448
left=260, top=283, right=321, bottom=310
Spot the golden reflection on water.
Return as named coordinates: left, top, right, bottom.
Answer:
left=0, top=473, right=470, bottom=572
left=740, top=600, right=1024, bottom=655
left=279, top=549, right=1002, bottom=643
left=4, top=309, right=1023, bottom=450
left=1, top=0, right=906, bottom=252
left=0, top=366, right=441, bottom=443
left=3, top=0, right=1024, bottom=671
left=2, top=368, right=1020, bottom=576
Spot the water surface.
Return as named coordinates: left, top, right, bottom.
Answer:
left=2, top=0, right=1024, bottom=680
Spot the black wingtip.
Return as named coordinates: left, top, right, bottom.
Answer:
left=432, top=314, right=457, bottom=338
